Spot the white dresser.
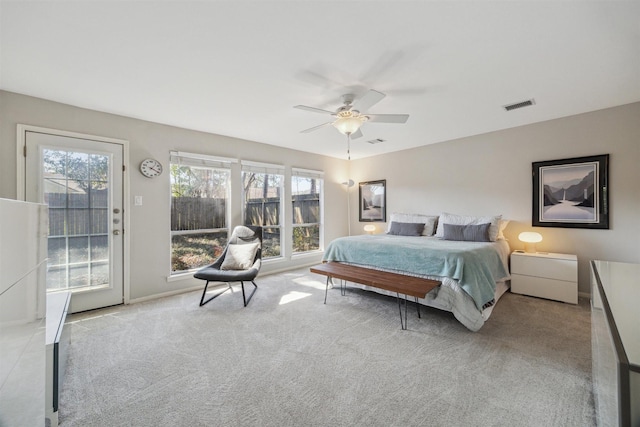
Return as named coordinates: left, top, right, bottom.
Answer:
left=510, top=251, right=578, bottom=304
left=591, top=260, right=640, bottom=427
left=0, top=198, right=48, bottom=426
left=46, top=291, right=71, bottom=427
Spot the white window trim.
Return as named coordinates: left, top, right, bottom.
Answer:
left=291, top=174, right=324, bottom=254
left=241, top=162, right=285, bottom=259
left=291, top=167, right=324, bottom=178
left=241, top=160, right=285, bottom=175
left=171, top=151, right=237, bottom=164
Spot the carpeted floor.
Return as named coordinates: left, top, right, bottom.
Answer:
left=59, top=267, right=595, bottom=426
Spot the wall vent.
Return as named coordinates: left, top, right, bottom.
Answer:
left=367, top=138, right=385, bottom=144
left=503, top=98, right=536, bottom=112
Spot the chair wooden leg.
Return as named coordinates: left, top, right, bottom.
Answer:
left=241, top=280, right=258, bottom=307
left=199, top=281, right=232, bottom=306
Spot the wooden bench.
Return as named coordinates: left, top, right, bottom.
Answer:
left=310, top=262, right=441, bottom=330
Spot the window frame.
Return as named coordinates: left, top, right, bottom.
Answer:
left=241, top=160, right=286, bottom=260
left=291, top=167, right=324, bottom=255
left=169, top=151, right=235, bottom=275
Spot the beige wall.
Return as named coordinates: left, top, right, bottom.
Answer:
left=0, top=91, right=349, bottom=301
left=349, top=102, right=640, bottom=295
left=2, top=90, right=638, bottom=299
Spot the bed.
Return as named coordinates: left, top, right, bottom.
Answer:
left=322, top=213, right=511, bottom=331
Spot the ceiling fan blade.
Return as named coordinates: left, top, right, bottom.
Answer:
left=352, top=89, right=386, bottom=112
left=300, top=122, right=334, bottom=133
left=294, top=105, right=335, bottom=115
left=350, top=128, right=364, bottom=139
left=366, top=114, right=409, bottom=124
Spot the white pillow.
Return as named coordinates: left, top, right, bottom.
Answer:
left=435, top=212, right=503, bottom=242
left=497, top=219, right=510, bottom=240
left=386, top=212, right=439, bottom=236
left=220, top=242, right=259, bottom=270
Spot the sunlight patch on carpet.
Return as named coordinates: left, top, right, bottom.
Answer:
left=291, top=277, right=326, bottom=290
left=279, top=291, right=312, bottom=305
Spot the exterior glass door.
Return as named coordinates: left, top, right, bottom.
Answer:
left=25, top=131, right=124, bottom=312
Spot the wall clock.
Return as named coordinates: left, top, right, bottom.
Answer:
left=139, top=158, right=163, bottom=178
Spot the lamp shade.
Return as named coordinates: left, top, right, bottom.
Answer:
left=518, top=231, right=542, bottom=253
left=518, top=232, right=543, bottom=243
left=364, top=224, right=376, bottom=234
left=332, top=116, right=365, bottom=135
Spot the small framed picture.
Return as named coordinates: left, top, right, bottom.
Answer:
left=359, top=180, right=386, bottom=222
left=532, top=154, right=609, bottom=229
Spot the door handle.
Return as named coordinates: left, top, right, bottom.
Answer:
left=113, top=230, right=121, bottom=235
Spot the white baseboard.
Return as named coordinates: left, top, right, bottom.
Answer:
left=578, top=291, right=591, bottom=300
left=128, top=285, right=203, bottom=304
left=260, top=259, right=320, bottom=276
left=128, top=262, right=320, bottom=305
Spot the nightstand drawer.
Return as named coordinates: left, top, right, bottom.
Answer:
left=511, top=274, right=578, bottom=304
left=511, top=254, right=577, bottom=282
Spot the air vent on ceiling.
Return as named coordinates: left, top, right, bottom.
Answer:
left=367, top=138, right=386, bottom=144
left=503, top=98, right=536, bottom=112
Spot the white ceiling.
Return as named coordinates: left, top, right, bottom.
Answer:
left=1, top=1, right=639, bottom=160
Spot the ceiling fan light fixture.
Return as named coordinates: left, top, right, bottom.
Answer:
left=296, top=89, right=408, bottom=138
left=332, top=113, right=368, bottom=135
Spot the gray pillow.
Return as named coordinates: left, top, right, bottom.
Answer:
left=442, top=223, right=491, bottom=242
left=387, top=222, right=425, bottom=236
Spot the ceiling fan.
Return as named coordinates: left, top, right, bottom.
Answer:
left=294, top=89, right=409, bottom=150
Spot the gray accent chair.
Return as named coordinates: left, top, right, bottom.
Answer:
left=194, top=225, right=262, bottom=307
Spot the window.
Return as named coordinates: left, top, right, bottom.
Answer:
left=292, top=168, right=323, bottom=254
left=242, top=161, right=284, bottom=259
left=42, top=149, right=110, bottom=290
left=170, top=152, right=233, bottom=274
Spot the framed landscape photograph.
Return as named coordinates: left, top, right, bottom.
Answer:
left=532, top=154, right=609, bottom=229
left=359, top=180, right=386, bottom=222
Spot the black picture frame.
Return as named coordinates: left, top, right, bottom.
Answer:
left=532, top=154, right=609, bottom=229
left=359, top=180, right=386, bottom=222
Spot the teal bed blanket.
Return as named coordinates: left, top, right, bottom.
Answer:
left=323, top=235, right=510, bottom=311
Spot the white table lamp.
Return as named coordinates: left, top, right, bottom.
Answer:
left=364, top=224, right=376, bottom=234
left=519, top=231, right=543, bottom=253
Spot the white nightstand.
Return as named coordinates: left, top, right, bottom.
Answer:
left=510, top=251, right=578, bottom=304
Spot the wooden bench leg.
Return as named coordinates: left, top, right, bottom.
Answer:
left=416, top=297, right=421, bottom=319
left=397, top=292, right=409, bottom=330
left=324, top=277, right=348, bottom=303
left=324, top=276, right=331, bottom=304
